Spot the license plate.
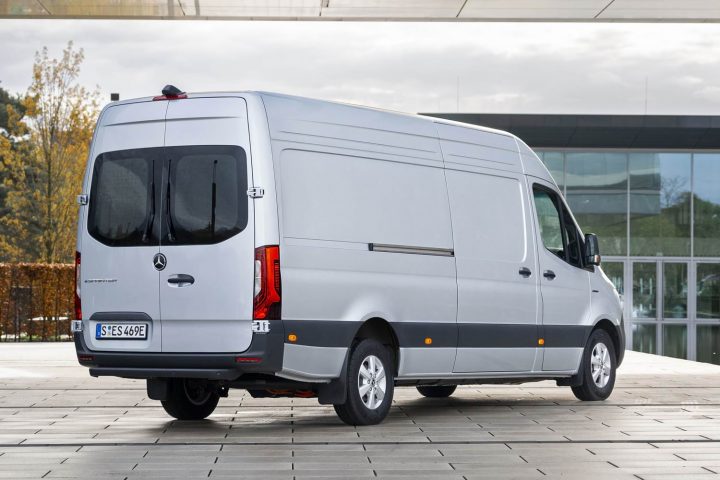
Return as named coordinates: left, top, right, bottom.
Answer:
left=95, top=323, right=148, bottom=340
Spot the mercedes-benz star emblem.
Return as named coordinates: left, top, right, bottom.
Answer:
left=153, top=253, right=167, bottom=271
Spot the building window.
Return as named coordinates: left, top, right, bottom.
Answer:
left=663, top=263, right=688, bottom=319
left=663, top=324, right=687, bottom=360
left=697, top=325, right=720, bottom=365
left=632, top=324, right=657, bottom=354
left=540, top=151, right=565, bottom=192
left=694, top=154, right=720, bottom=257
left=697, top=263, right=720, bottom=319
left=564, top=152, right=628, bottom=256
left=602, top=262, right=624, bottom=295
left=633, top=262, right=657, bottom=319
left=629, top=153, right=691, bottom=257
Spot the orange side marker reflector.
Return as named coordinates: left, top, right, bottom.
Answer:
left=538, top=338, right=545, bottom=346
left=424, top=337, right=433, bottom=345
left=288, top=334, right=297, bottom=343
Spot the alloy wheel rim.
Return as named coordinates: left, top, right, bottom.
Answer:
left=590, top=342, right=611, bottom=389
left=358, top=354, right=387, bottom=410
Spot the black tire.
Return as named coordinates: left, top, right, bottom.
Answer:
left=161, top=378, right=220, bottom=420
left=416, top=385, right=457, bottom=398
left=334, top=339, right=395, bottom=426
left=571, top=329, right=617, bottom=401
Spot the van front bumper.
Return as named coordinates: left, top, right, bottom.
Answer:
left=74, top=325, right=285, bottom=381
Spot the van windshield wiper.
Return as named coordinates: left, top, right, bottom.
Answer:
left=165, top=158, right=176, bottom=243
left=210, top=159, right=217, bottom=238
left=142, top=179, right=155, bottom=243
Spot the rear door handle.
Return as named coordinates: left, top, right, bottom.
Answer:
left=543, top=270, right=556, bottom=280
left=518, top=267, right=532, bottom=278
left=167, top=274, right=194, bottom=287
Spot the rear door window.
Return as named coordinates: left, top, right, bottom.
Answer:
left=88, top=148, right=162, bottom=246
left=163, top=145, right=248, bottom=245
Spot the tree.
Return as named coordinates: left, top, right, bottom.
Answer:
left=0, top=85, right=26, bottom=221
left=0, top=42, right=99, bottom=263
left=0, top=85, right=24, bottom=132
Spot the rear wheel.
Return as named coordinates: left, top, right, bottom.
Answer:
left=571, top=329, right=617, bottom=401
left=161, top=378, right=220, bottom=420
left=334, top=339, right=394, bottom=426
left=416, top=385, right=457, bottom=398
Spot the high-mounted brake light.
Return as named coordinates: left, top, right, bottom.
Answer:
left=253, top=245, right=281, bottom=320
left=153, top=84, right=187, bottom=101
left=74, top=251, right=82, bottom=321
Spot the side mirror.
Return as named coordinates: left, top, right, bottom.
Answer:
left=584, top=233, right=601, bottom=266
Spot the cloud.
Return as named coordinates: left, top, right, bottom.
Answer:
left=1, top=20, right=720, bottom=115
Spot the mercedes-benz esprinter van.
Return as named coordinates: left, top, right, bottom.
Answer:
left=73, top=87, right=625, bottom=425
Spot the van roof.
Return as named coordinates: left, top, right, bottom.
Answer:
left=103, top=91, right=556, bottom=186
left=108, top=91, right=514, bottom=138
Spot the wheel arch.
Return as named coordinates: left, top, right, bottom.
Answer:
left=590, top=318, right=624, bottom=366
left=351, top=317, right=400, bottom=374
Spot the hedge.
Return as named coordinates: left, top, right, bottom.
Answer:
left=0, top=263, right=74, bottom=342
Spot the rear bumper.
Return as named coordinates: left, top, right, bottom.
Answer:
left=74, top=322, right=285, bottom=381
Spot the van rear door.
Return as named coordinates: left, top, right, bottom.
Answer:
left=81, top=101, right=166, bottom=352
left=159, top=97, right=255, bottom=353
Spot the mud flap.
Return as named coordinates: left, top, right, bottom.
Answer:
left=556, top=373, right=583, bottom=387
left=318, top=350, right=349, bottom=405
left=147, top=378, right=169, bottom=400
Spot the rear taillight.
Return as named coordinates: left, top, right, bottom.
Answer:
left=253, top=245, right=281, bottom=320
left=74, top=251, right=82, bottom=320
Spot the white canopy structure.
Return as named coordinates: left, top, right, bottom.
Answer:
left=1, top=0, right=719, bottom=22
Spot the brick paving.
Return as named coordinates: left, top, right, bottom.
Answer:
left=1, top=343, right=720, bottom=479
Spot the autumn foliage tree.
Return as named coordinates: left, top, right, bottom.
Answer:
left=0, top=42, right=99, bottom=263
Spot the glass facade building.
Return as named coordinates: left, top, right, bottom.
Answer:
left=426, top=113, right=720, bottom=364
left=537, top=150, right=720, bottom=362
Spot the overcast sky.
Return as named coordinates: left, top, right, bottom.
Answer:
left=2, top=19, right=720, bottom=115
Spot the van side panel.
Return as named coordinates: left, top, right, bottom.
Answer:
left=436, top=122, right=523, bottom=175
left=280, top=150, right=450, bottom=248
left=516, top=138, right=556, bottom=185
left=262, top=94, right=457, bottom=381
left=438, top=124, right=541, bottom=374
left=247, top=95, right=280, bottom=249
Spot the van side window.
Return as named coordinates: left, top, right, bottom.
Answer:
left=560, top=204, right=583, bottom=268
left=533, top=186, right=583, bottom=268
left=165, top=145, right=248, bottom=245
left=533, top=189, right=564, bottom=257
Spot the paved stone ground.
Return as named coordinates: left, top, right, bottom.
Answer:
left=1, top=344, right=720, bottom=479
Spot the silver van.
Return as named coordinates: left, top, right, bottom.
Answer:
left=73, top=87, right=625, bottom=425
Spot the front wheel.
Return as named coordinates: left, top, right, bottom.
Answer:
left=161, top=378, right=220, bottom=420
left=571, top=329, right=616, bottom=401
left=334, top=339, right=395, bottom=426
